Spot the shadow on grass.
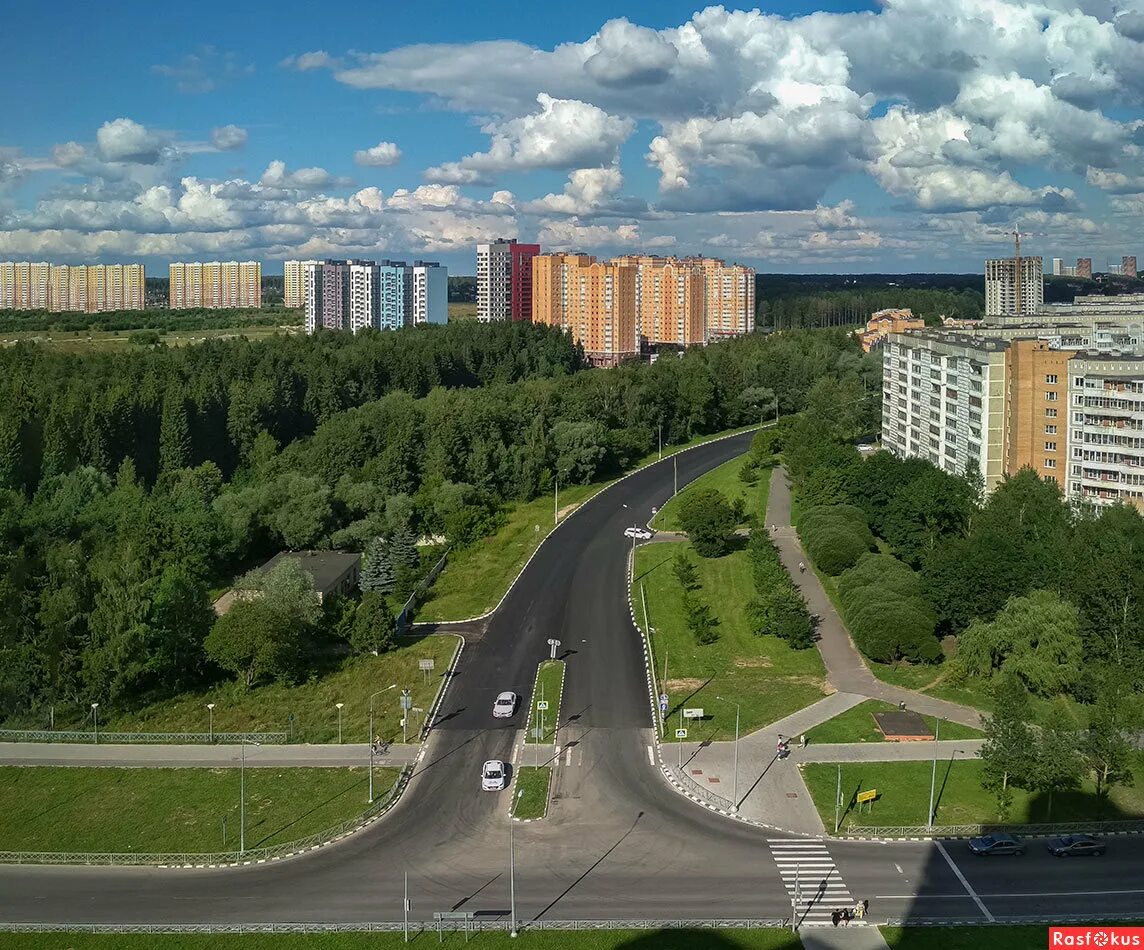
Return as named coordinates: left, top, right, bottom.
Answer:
left=614, top=930, right=800, bottom=950
left=250, top=772, right=378, bottom=848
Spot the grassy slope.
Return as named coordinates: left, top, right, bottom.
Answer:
left=417, top=424, right=763, bottom=623
left=525, top=660, right=565, bottom=744
left=633, top=540, right=828, bottom=741
left=802, top=753, right=1144, bottom=831
left=512, top=766, right=552, bottom=820
left=805, top=699, right=982, bottom=745
left=104, top=635, right=459, bottom=744
left=652, top=455, right=770, bottom=531
left=0, top=766, right=397, bottom=853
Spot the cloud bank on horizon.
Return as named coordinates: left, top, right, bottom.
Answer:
left=3, top=0, right=1144, bottom=271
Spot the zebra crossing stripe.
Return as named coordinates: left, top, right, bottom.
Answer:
left=767, top=839, right=857, bottom=925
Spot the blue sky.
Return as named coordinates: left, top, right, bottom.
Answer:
left=2, top=0, right=1143, bottom=274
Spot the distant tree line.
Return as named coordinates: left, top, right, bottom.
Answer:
left=0, top=307, right=300, bottom=334
left=757, top=288, right=984, bottom=329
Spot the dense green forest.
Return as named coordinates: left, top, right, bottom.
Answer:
left=0, top=307, right=299, bottom=334
left=757, top=287, right=985, bottom=329
left=0, top=323, right=869, bottom=726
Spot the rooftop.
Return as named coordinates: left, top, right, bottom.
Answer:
left=258, top=550, right=361, bottom=594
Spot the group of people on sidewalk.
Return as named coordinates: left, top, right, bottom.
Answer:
left=830, top=900, right=868, bottom=927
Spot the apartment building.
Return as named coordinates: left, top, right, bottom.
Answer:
left=613, top=255, right=706, bottom=346
left=531, top=253, right=637, bottom=364
left=1003, top=339, right=1074, bottom=483
left=1078, top=258, right=1093, bottom=279
left=0, top=262, right=51, bottom=310
left=859, top=308, right=925, bottom=352
left=985, top=256, right=1044, bottom=317
left=1068, top=356, right=1144, bottom=507
left=169, top=261, right=261, bottom=309
left=46, top=263, right=145, bottom=313
left=680, top=257, right=755, bottom=339
left=477, top=239, right=540, bottom=322
left=1124, top=257, right=1138, bottom=279
left=305, top=259, right=447, bottom=333
left=284, top=260, right=318, bottom=308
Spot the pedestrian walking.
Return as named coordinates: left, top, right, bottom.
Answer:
left=862, top=899, right=869, bottom=917
left=798, top=561, right=806, bottom=574
left=800, top=733, right=807, bottom=749
left=831, top=910, right=841, bottom=928
left=854, top=899, right=865, bottom=920
left=842, top=908, right=852, bottom=926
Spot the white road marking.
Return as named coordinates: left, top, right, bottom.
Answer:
left=646, top=745, right=655, bottom=766
left=935, top=840, right=994, bottom=922
left=767, top=839, right=856, bottom=921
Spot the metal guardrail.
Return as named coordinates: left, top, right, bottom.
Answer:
left=397, top=549, right=449, bottom=632
left=884, top=915, right=1140, bottom=927
left=666, top=763, right=736, bottom=812
left=0, top=729, right=287, bottom=745
left=839, top=818, right=1144, bottom=838
left=0, top=918, right=792, bottom=935
left=0, top=765, right=409, bottom=867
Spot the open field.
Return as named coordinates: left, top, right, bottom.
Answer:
left=417, top=424, right=763, bottom=622
left=512, top=766, right=552, bottom=820
left=524, top=661, right=566, bottom=744
left=447, top=302, right=479, bottom=320
left=0, top=766, right=397, bottom=854
left=93, top=634, right=459, bottom=744
left=652, top=455, right=769, bottom=531
left=633, top=540, right=828, bottom=741
left=802, top=754, right=1144, bottom=832
left=805, top=699, right=982, bottom=745
left=0, top=323, right=303, bottom=352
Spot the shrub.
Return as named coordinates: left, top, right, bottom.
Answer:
left=838, top=553, right=940, bottom=663
left=799, top=504, right=876, bottom=575
left=677, top=487, right=736, bottom=557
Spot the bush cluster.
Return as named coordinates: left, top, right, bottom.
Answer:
left=745, top=530, right=814, bottom=649
left=798, top=504, right=875, bottom=575
left=837, top=553, right=940, bottom=662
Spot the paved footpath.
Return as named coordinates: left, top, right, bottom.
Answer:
left=800, top=925, right=890, bottom=948
left=0, top=742, right=419, bottom=768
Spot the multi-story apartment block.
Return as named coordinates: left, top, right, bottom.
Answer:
left=679, top=257, right=755, bottom=339
left=169, top=261, right=261, bottom=309
left=612, top=255, right=706, bottom=347
left=531, top=253, right=637, bottom=364
left=1003, top=339, right=1074, bottom=483
left=985, top=256, right=1044, bottom=317
left=305, top=259, right=447, bottom=333
left=46, top=263, right=145, bottom=313
left=477, top=239, right=540, bottom=322
left=284, top=260, right=318, bottom=309
left=1067, top=356, right=1144, bottom=507
left=1077, top=258, right=1093, bottom=279
left=1124, top=256, right=1138, bottom=279
left=0, top=262, right=51, bottom=310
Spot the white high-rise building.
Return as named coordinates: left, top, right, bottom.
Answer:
left=985, top=256, right=1044, bottom=317
left=409, top=261, right=448, bottom=325
left=305, top=259, right=447, bottom=333
left=477, top=240, right=512, bottom=322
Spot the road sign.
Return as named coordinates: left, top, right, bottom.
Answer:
left=856, top=789, right=877, bottom=804
left=651, top=506, right=658, bottom=515
left=418, top=659, right=434, bottom=671
left=675, top=728, right=688, bottom=739
left=401, top=691, right=413, bottom=711
left=659, top=693, right=669, bottom=707
left=547, top=637, right=561, bottom=659
left=682, top=708, right=704, bottom=720
left=537, top=701, right=549, bottom=711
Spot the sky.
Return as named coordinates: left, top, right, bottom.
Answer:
left=2, top=0, right=1144, bottom=274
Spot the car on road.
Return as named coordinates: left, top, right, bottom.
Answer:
left=968, top=833, right=1025, bottom=856
left=623, top=526, right=654, bottom=540
left=481, top=759, right=507, bottom=791
left=1047, top=834, right=1106, bottom=857
left=492, top=691, right=518, bottom=719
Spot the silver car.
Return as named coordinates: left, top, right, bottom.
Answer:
left=492, top=691, right=518, bottom=718
left=482, top=759, right=507, bottom=792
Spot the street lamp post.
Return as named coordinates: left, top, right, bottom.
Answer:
left=927, top=717, right=942, bottom=828
left=510, top=788, right=523, bottom=938
left=401, top=689, right=412, bottom=743
left=554, top=475, right=559, bottom=526
left=206, top=703, right=215, bottom=743
left=716, top=696, right=741, bottom=813
left=335, top=702, right=344, bottom=744
left=91, top=703, right=99, bottom=744
left=368, top=684, right=398, bottom=803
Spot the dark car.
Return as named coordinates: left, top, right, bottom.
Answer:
left=1047, top=834, right=1106, bottom=857
left=968, top=833, right=1025, bottom=855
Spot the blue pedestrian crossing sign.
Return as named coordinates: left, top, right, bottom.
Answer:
left=659, top=694, right=669, bottom=712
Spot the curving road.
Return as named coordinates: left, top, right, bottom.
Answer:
left=2, top=431, right=1141, bottom=927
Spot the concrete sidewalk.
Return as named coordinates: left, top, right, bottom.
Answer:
left=798, top=739, right=983, bottom=763
left=765, top=469, right=983, bottom=731
left=800, top=925, right=890, bottom=949
left=0, top=741, right=420, bottom=768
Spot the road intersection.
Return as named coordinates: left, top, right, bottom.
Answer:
left=0, top=431, right=1140, bottom=930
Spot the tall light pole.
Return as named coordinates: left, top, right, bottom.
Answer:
left=716, top=696, right=741, bottom=813
left=928, top=717, right=943, bottom=828
left=91, top=703, right=99, bottom=744
left=554, top=475, right=559, bottom=526
left=510, top=788, right=523, bottom=938
left=835, top=764, right=842, bottom=833
left=335, top=702, right=344, bottom=744
left=658, top=422, right=663, bottom=460
left=368, top=684, right=398, bottom=803
left=239, top=739, right=262, bottom=854
left=401, top=688, right=412, bottom=743
left=206, top=703, right=215, bottom=743
left=673, top=455, right=678, bottom=496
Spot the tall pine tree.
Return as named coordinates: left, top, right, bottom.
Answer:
left=360, top=536, right=396, bottom=594
left=159, top=390, right=192, bottom=474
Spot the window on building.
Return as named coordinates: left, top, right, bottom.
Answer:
left=1045, top=392, right=1058, bottom=401
left=1044, top=458, right=1056, bottom=468
left=1046, top=408, right=1057, bottom=418
left=1045, top=441, right=1057, bottom=451
left=1046, top=374, right=1058, bottom=384
left=1045, top=425, right=1057, bottom=434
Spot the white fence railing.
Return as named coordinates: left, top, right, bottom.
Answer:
left=0, top=729, right=286, bottom=745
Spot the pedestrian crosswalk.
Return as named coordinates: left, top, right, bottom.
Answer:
left=767, top=838, right=855, bottom=926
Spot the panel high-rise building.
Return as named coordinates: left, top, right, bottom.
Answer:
left=409, top=261, right=448, bottom=326
left=613, top=255, right=707, bottom=346
left=477, top=239, right=540, bottom=322
left=284, top=260, right=319, bottom=308
left=1077, top=258, right=1093, bottom=279
left=681, top=257, right=756, bottom=339
left=305, top=259, right=447, bottom=333
left=0, top=262, right=51, bottom=310
left=531, top=253, right=638, bottom=364
left=1124, top=256, right=1138, bottom=279
left=985, top=256, right=1044, bottom=317
left=47, top=263, right=145, bottom=313
left=169, top=261, right=261, bottom=309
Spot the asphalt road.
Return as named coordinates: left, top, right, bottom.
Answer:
left=1, top=431, right=1141, bottom=926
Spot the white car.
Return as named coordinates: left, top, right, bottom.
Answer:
left=623, top=526, right=654, bottom=540
left=481, top=759, right=507, bottom=792
left=492, top=691, right=518, bottom=719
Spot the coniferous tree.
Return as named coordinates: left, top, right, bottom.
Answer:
left=360, top=536, right=396, bottom=594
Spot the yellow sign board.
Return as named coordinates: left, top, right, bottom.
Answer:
left=856, top=789, right=877, bottom=804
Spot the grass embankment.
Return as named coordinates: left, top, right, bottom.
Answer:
left=417, top=425, right=763, bottom=622
left=652, top=455, right=770, bottom=531
left=633, top=540, right=828, bottom=741
left=0, top=766, right=397, bottom=853
left=512, top=766, right=552, bottom=820
left=0, top=927, right=1083, bottom=949
left=802, top=753, right=1144, bottom=832
left=805, top=699, right=982, bottom=745
left=525, top=660, right=565, bottom=744
left=103, top=635, right=459, bottom=744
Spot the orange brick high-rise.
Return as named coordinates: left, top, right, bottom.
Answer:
left=613, top=255, right=706, bottom=346
left=531, top=254, right=637, bottom=365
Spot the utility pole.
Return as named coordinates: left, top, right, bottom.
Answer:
left=673, top=455, right=678, bottom=497
left=554, top=475, right=558, bottom=526
left=658, top=422, right=663, bottom=460
left=404, top=870, right=410, bottom=943
left=510, top=789, right=522, bottom=938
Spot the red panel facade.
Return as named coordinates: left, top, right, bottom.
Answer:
left=510, top=243, right=540, bottom=321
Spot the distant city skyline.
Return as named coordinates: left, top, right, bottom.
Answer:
left=3, top=0, right=1144, bottom=273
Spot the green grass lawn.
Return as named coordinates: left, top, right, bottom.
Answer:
left=0, top=323, right=303, bottom=352
left=525, top=660, right=565, bottom=744
left=0, top=766, right=397, bottom=854
left=101, top=634, right=459, bottom=744
left=883, top=928, right=1088, bottom=950
left=417, top=425, right=766, bottom=623
left=512, top=766, right=552, bottom=820
left=633, top=540, right=828, bottom=741
left=447, top=302, right=479, bottom=320
left=802, top=753, right=1144, bottom=832
left=805, top=700, right=982, bottom=745
left=652, top=455, right=770, bottom=532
